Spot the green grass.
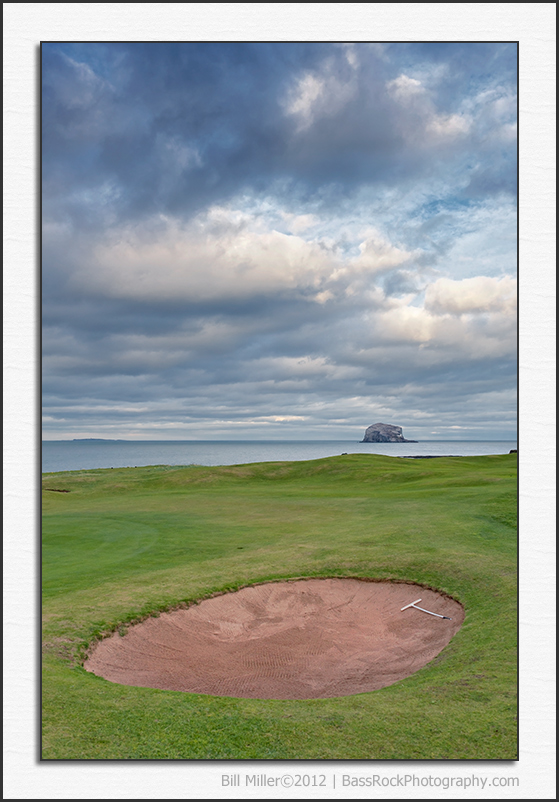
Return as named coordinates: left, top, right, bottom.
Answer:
left=42, top=453, right=517, bottom=759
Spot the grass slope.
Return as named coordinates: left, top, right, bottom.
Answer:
left=42, top=453, right=517, bottom=760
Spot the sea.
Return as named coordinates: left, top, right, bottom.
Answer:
left=42, top=439, right=518, bottom=474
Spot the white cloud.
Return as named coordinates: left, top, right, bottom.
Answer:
left=342, top=45, right=359, bottom=69
left=255, top=415, right=307, bottom=422
left=386, top=74, right=425, bottom=101
left=350, top=229, right=415, bottom=274
left=375, top=304, right=438, bottom=345
left=283, top=59, right=357, bottom=131
left=368, top=285, right=517, bottom=360
left=79, top=211, right=340, bottom=302
left=313, top=290, right=334, bottom=304
left=284, top=72, right=325, bottom=125
left=70, top=210, right=421, bottom=305
left=426, top=113, right=471, bottom=138
left=280, top=212, right=318, bottom=234
left=424, top=276, right=517, bottom=316
left=387, top=73, right=471, bottom=142
left=252, top=355, right=363, bottom=383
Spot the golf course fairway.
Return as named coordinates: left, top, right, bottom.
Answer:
left=42, top=453, right=517, bottom=760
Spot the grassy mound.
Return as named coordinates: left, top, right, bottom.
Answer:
left=42, top=453, right=517, bottom=759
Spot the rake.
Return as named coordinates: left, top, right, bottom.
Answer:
left=401, top=598, right=452, bottom=620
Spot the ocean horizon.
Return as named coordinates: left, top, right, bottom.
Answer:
left=42, top=439, right=518, bottom=474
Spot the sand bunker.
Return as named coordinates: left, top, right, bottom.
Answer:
left=85, top=578, right=464, bottom=699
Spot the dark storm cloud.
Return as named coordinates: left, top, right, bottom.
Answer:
left=43, top=42, right=516, bottom=225
left=42, top=43, right=327, bottom=223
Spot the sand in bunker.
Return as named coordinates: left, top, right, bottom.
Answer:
left=85, top=578, right=464, bottom=699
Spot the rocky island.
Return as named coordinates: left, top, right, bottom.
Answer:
left=361, top=423, right=417, bottom=443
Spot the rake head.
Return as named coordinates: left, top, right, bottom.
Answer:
left=401, top=598, right=422, bottom=611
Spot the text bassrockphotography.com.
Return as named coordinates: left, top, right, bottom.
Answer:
left=221, top=773, right=520, bottom=790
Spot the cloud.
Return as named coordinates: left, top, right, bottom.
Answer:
left=42, top=42, right=517, bottom=233
left=387, top=73, right=472, bottom=145
left=41, top=42, right=518, bottom=441
left=425, top=276, right=517, bottom=316
left=386, top=74, right=424, bottom=100
left=349, top=229, right=415, bottom=274
left=426, top=112, right=471, bottom=139
left=280, top=212, right=318, bottom=234
left=55, top=205, right=421, bottom=307
left=73, top=211, right=338, bottom=303
left=283, top=60, right=357, bottom=132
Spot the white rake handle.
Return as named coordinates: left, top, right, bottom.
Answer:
left=401, top=598, right=452, bottom=620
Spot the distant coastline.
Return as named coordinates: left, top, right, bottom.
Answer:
left=72, top=438, right=121, bottom=442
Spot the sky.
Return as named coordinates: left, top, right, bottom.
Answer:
left=42, top=41, right=518, bottom=441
